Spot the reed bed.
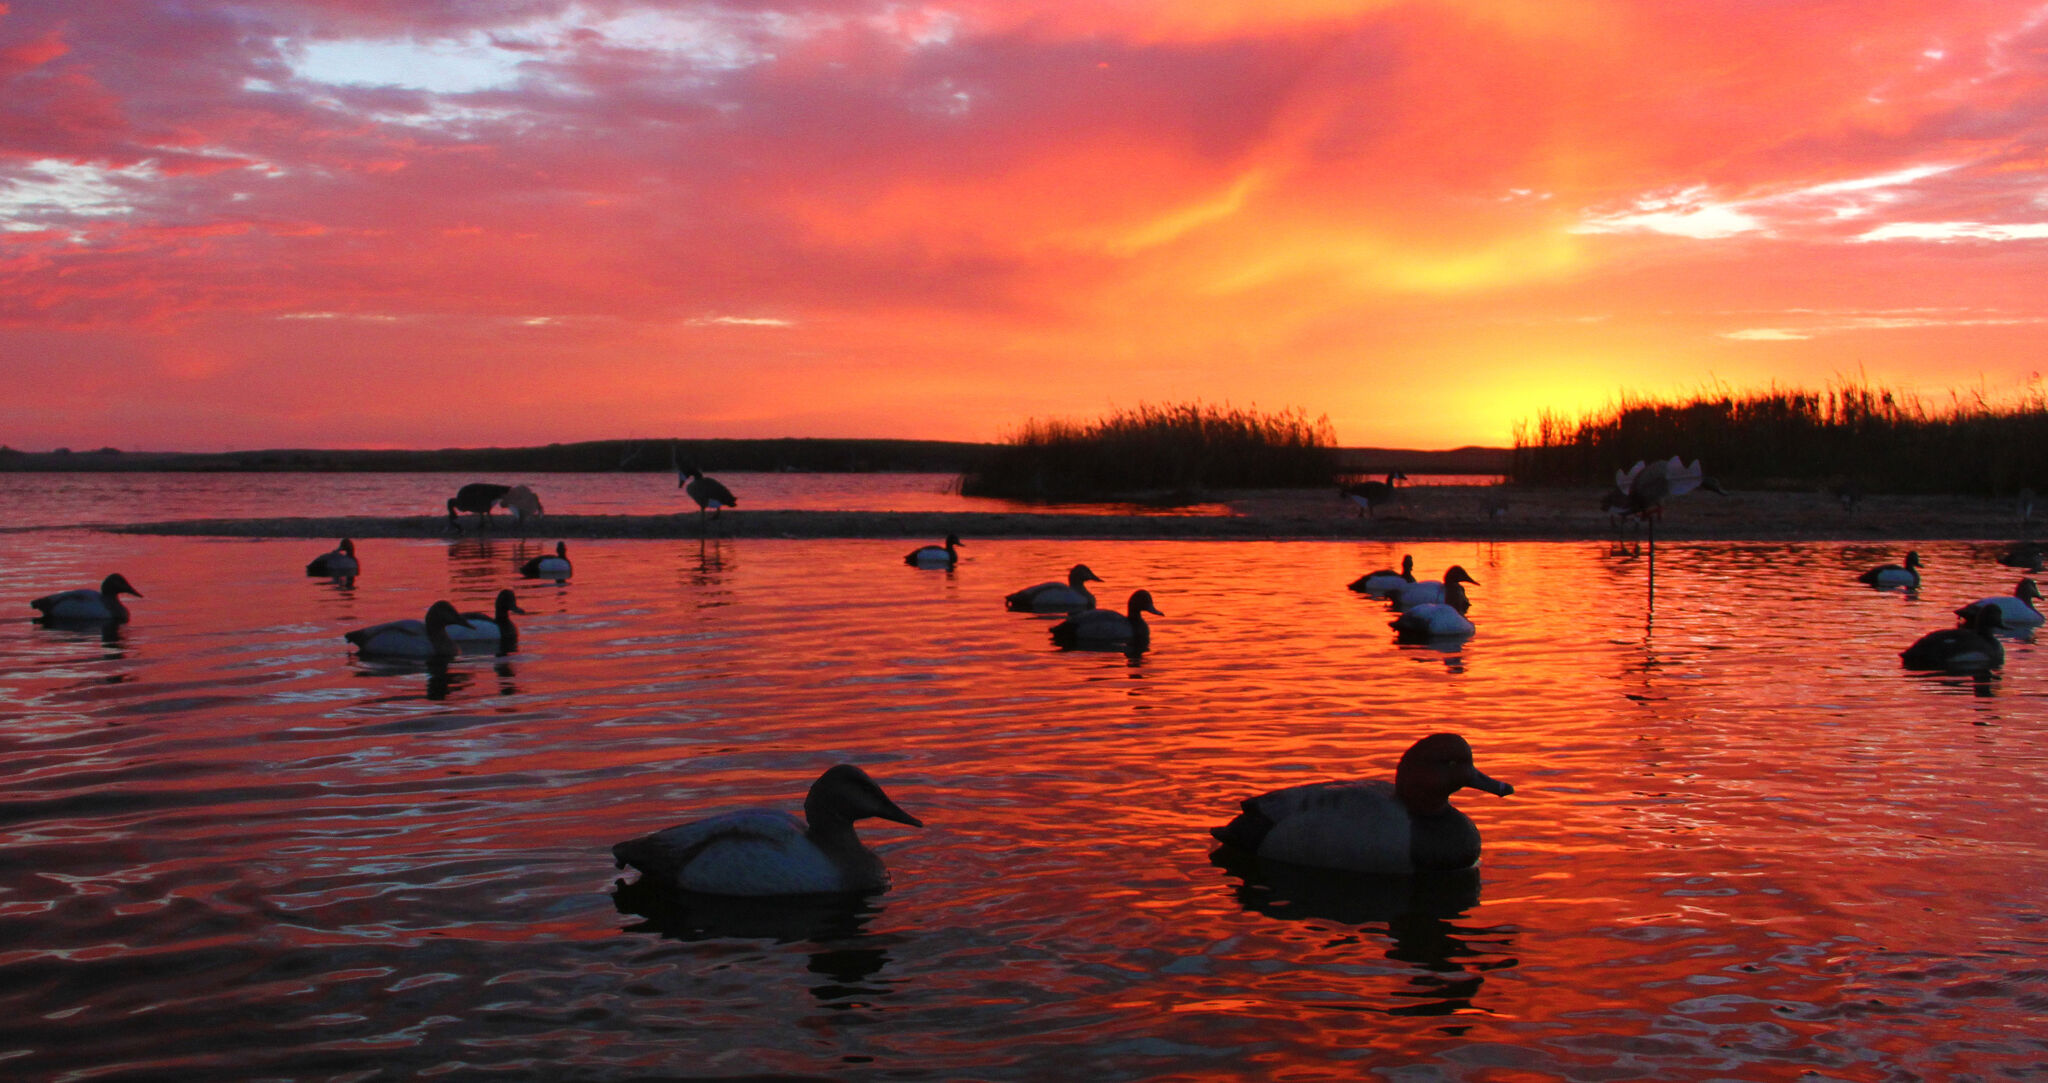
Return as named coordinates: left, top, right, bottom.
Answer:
left=959, top=403, right=1338, bottom=500
left=1511, top=381, right=2048, bottom=494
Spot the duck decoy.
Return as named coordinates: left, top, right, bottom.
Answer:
left=1901, top=607, right=2005, bottom=671
left=1957, top=578, right=2045, bottom=628
left=447, top=482, right=512, bottom=529
left=1050, top=589, right=1161, bottom=649
left=305, top=538, right=359, bottom=577
left=1348, top=554, right=1415, bottom=594
left=1391, top=565, right=1478, bottom=610
left=1340, top=472, right=1407, bottom=518
left=1390, top=576, right=1476, bottom=640
left=611, top=764, right=924, bottom=896
left=1997, top=542, right=2044, bottom=572
left=497, top=485, right=544, bottom=527
left=344, top=600, right=465, bottom=660
left=448, top=588, right=529, bottom=647
left=31, top=573, right=143, bottom=624
left=905, top=533, right=962, bottom=568
left=1005, top=564, right=1102, bottom=612
left=1858, top=550, right=1922, bottom=589
left=520, top=541, right=572, bottom=579
left=1210, top=733, right=1514, bottom=874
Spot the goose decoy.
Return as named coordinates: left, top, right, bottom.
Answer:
left=1957, top=578, right=2045, bottom=628
left=497, top=485, right=544, bottom=527
left=1005, top=564, right=1102, bottom=612
left=1858, top=550, right=1921, bottom=589
left=448, top=588, right=529, bottom=647
left=1050, top=589, right=1161, bottom=649
left=305, top=538, right=359, bottom=577
left=678, top=465, right=738, bottom=522
left=30, top=573, right=143, bottom=623
left=1901, top=607, right=2005, bottom=671
left=1348, top=554, right=1415, bottom=594
left=1390, top=565, right=1478, bottom=610
left=1390, top=575, right=1476, bottom=640
left=344, top=600, right=465, bottom=660
left=905, top=533, right=962, bottom=568
left=611, top=764, right=924, bottom=896
left=1210, top=733, right=1514, bottom=874
left=1613, top=456, right=1723, bottom=522
left=520, top=541, right=572, bottom=579
left=1340, top=472, right=1407, bottom=518
left=447, top=482, right=512, bottom=529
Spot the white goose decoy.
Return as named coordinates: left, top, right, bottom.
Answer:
left=1901, top=607, right=2004, bottom=671
left=31, top=573, right=143, bottom=623
left=905, top=533, right=962, bottom=568
left=1859, top=550, right=1921, bottom=589
left=1005, top=564, right=1102, bottom=612
left=520, top=541, right=572, bottom=579
left=1348, top=554, right=1415, bottom=594
left=1390, top=576, right=1476, bottom=639
left=344, top=600, right=464, bottom=660
left=448, top=588, right=529, bottom=647
left=1390, top=565, right=1478, bottom=611
left=1050, top=589, right=1161, bottom=649
left=611, top=764, right=924, bottom=896
left=1210, top=734, right=1514, bottom=874
left=305, top=538, right=359, bottom=577
left=1957, top=578, right=2045, bottom=628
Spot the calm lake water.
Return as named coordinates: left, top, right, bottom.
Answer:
left=3, top=479, right=2046, bottom=1081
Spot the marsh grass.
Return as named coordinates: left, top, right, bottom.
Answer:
left=959, top=403, right=1338, bottom=501
left=1511, top=380, right=2048, bottom=494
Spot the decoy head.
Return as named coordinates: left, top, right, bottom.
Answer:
left=1127, top=589, right=1162, bottom=617
left=805, top=764, right=924, bottom=828
left=1905, top=551, right=1923, bottom=569
left=554, top=541, right=568, bottom=557
left=1444, top=565, right=1479, bottom=587
left=339, top=538, right=356, bottom=555
left=101, top=573, right=142, bottom=597
left=1069, top=564, right=1102, bottom=585
left=495, top=588, right=528, bottom=617
left=1400, top=554, right=1414, bottom=574
left=945, top=533, right=963, bottom=548
left=2020, top=578, right=2043, bottom=603
left=1394, top=733, right=1514, bottom=814
left=424, top=600, right=464, bottom=629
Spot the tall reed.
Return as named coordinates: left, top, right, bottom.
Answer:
left=960, top=402, right=1338, bottom=500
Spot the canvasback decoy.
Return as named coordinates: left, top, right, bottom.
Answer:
left=1390, top=576, right=1476, bottom=640
left=1859, top=550, right=1921, bottom=589
left=1957, top=578, right=2045, bottom=628
left=1348, top=554, right=1415, bottom=594
left=447, top=482, right=512, bottom=529
left=611, top=764, right=924, bottom=896
left=1340, top=472, right=1407, bottom=518
left=448, top=588, right=529, bottom=647
left=1050, top=589, right=1161, bottom=649
left=520, top=541, right=572, bottom=579
left=905, top=533, right=962, bottom=568
left=305, top=538, right=359, bottom=577
left=31, top=573, right=143, bottom=624
left=497, top=485, right=544, bottom=527
left=1391, top=565, right=1478, bottom=611
left=344, top=600, right=464, bottom=660
left=1005, top=564, right=1102, bottom=612
left=1901, top=607, right=2004, bottom=671
left=1210, top=733, right=1514, bottom=874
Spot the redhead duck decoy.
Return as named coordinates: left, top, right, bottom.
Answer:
left=344, top=600, right=464, bottom=660
left=1050, top=589, right=1161, bottom=649
left=305, top=538, right=359, bottom=577
left=1211, top=734, right=1514, bottom=874
left=1859, top=550, right=1922, bottom=589
left=1901, top=606, right=2004, bottom=671
left=1341, top=472, right=1407, bottom=518
left=1348, top=554, right=1415, bottom=594
left=1957, top=578, right=2045, bottom=628
left=611, top=764, right=924, bottom=896
left=520, top=541, right=572, bottom=579
left=905, top=533, right=962, bottom=568
left=1391, top=565, right=1478, bottom=611
left=1390, top=576, right=1476, bottom=640
left=447, top=482, right=512, bottom=529
left=1005, top=564, right=1102, bottom=612
left=31, top=573, right=143, bottom=624
left=448, top=588, right=529, bottom=647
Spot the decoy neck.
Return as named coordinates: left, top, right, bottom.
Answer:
left=1125, top=589, right=1163, bottom=620
left=1443, top=565, right=1479, bottom=587
left=1443, top=578, right=1473, bottom=615
left=1393, top=734, right=1514, bottom=816
left=1069, top=564, right=1102, bottom=588
left=494, top=588, right=528, bottom=621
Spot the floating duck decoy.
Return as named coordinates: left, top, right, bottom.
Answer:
left=1005, top=564, right=1102, bottom=612
left=1390, top=575, right=1476, bottom=640
left=31, top=573, right=143, bottom=624
left=905, top=533, right=962, bottom=568
left=1901, top=607, right=2004, bottom=671
left=1348, top=554, right=1415, bottom=594
left=520, top=541, right=573, bottom=579
left=1858, top=550, right=1921, bottom=589
left=1050, top=589, right=1161, bottom=650
left=611, top=764, right=924, bottom=896
left=1210, top=733, right=1514, bottom=874
left=305, top=538, right=359, bottom=577
left=1340, top=472, right=1407, bottom=518
left=1957, top=578, right=2045, bottom=628
left=1391, top=565, right=1478, bottom=610
left=447, top=482, right=512, bottom=529
left=344, top=600, right=464, bottom=660
left=1997, top=542, right=2044, bottom=572
left=497, top=485, right=544, bottom=527
left=448, top=588, right=529, bottom=647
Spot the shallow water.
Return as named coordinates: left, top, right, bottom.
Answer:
left=5, top=525, right=2047, bottom=1081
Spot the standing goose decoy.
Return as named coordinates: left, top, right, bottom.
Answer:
left=1614, top=456, right=1723, bottom=523
left=1005, top=564, right=1102, bottom=612
left=31, top=573, right=143, bottom=624
left=611, top=764, right=924, bottom=896
left=678, top=464, right=738, bottom=523
left=1050, top=589, right=1161, bottom=650
left=1901, top=607, right=2005, bottom=671
left=1858, top=550, right=1922, bottom=590
left=448, top=588, right=530, bottom=647
left=520, top=541, right=573, bottom=579
left=1348, top=554, right=1415, bottom=594
left=1957, top=578, right=2045, bottom=628
left=1390, top=565, right=1478, bottom=611
left=905, top=533, right=962, bottom=568
left=1390, top=575, right=1476, bottom=640
left=1340, top=472, right=1407, bottom=518
left=344, top=600, right=465, bottom=660
left=1210, top=733, right=1515, bottom=874
left=305, top=538, right=359, bottom=577
left=447, top=482, right=513, bottom=530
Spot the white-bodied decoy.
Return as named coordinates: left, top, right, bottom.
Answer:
left=1348, top=554, right=1415, bottom=594
left=497, top=485, right=544, bottom=527
left=1050, top=589, right=1161, bottom=649
left=1340, top=472, right=1407, bottom=518
left=447, top=482, right=512, bottom=529
left=31, top=573, right=143, bottom=623
left=344, top=600, right=464, bottom=660
left=1005, top=564, right=1102, bottom=612
left=905, top=533, right=962, bottom=568
left=1210, top=733, right=1514, bottom=874
left=1901, top=607, right=2004, bottom=671
left=1391, top=565, right=1478, bottom=610
left=1957, top=578, right=2045, bottom=628
left=1859, top=550, right=1922, bottom=589
left=1390, top=576, right=1476, bottom=639
left=520, top=541, right=572, bottom=579
left=305, top=538, right=359, bottom=577
left=448, top=588, right=529, bottom=646
left=611, top=764, right=924, bottom=896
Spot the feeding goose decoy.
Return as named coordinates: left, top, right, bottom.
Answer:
left=31, top=573, right=143, bottom=624
left=905, top=533, right=962, bottom=568
left=1210, top=733, right=1514, bottom=874
left=305, top=538, right=359, bottom=577
left=1348, top=554, right=1415, bottom=594
left=1957, top=578, right=2045, bottom=628
left=1005, top=564, right=1102, bottom=612
left=1340, top=472, right=1407, bottom=518
left=344, top=600, right=465, bottom=660
left=1901, top=607, right=2005, bottom=671
left=611, top=764, right=924, bottom=896
left=1050, top=589, right=1161, bottom=650
left=1858, top=550, right=1922, bottom=589
left=1390, top=565, right=1478, bottom=611
left=448, top=588, right=530, bottom=647
left=447, top=482, right=513, bottom=530
left=497, top=485, right=544, bottom=527
left=520, top=541, right=573, bottom=579
left=1390, top=575, right=1476, bottom=640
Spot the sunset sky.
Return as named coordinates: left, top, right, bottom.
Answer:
left=6, top=0, right=2048, bottom=452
